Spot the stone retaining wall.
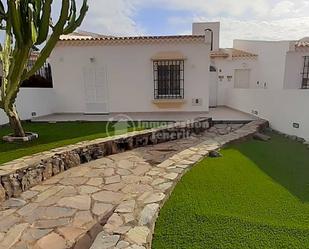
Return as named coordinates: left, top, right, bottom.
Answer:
left=0, top=118, right=211, bottom=202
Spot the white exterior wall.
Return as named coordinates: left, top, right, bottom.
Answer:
left=226, top=89, right=309, bottom=141
left=223, top=39, right=309, bottom=141
left=213, top=58, right=258, bottom=105
left=0, top=89, right=56, bottom=125
left=284, top=49, right=309, bottom=89
left=50, top=42, right=210, bottom=113
left=234, top=40, right=291, bottom=90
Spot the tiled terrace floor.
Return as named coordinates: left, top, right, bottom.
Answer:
left=32, top=107, right=257, bottom=123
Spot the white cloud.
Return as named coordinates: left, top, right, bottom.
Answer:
left=209, top=17, right=309, bottom=47
left=80, top=0, right=144, bottom=36
left=74, top=0, right=309, bottom=47
left=271, top=1, right=295, bottom=17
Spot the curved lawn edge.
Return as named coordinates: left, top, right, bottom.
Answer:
left=87, top=120, right=267, bottom=248
left=152, top=132, right=309, bottom=249
left=122, top=119, right=266, bottom=248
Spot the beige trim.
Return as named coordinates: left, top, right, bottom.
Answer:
left=152, top=99, right=186, bottom=109
left=151, top=51, right=187, bottom=61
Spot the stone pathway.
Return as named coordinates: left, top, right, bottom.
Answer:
left=0, top=121, right=266, bottom=249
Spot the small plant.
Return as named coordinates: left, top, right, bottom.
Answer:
left=0, top=0, right=88, bottom=138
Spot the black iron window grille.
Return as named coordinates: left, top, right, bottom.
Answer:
left=301, top=56, right=309, bottom=89
left=153, top=60, right=184, bottom=99
left=0, top=61, right=53, bottom=88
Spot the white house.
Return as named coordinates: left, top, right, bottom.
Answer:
left=0, top=22, right=309, bottom=140
left=49, top=25, right=213, bottom=114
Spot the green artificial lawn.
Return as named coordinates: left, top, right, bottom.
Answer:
left=153, top=133, right=309, bottom=249
left=0, top=121, right=157, bottom=165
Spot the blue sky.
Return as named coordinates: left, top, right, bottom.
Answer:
left=60, top=0, right=309, bottom=47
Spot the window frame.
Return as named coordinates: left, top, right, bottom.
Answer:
left=301, top=56, right=309, bottom=89
left=153, top=60, right=184, bottom=99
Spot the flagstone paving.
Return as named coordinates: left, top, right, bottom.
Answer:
left=0, top=121, right=266, bottom=249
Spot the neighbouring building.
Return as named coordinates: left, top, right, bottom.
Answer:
left=0, top=22, right=308, bottom=141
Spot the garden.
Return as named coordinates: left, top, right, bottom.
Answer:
left=153, top=132, right=309, bottom=249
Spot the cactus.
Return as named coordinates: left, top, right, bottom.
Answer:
left=0, top=0, right=88, bottom=137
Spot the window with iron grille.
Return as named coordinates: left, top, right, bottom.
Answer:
left=301, top=56, right=309, bottom=89
left=153, top=60, right=184, bottom=99
left=0, top=61, right=53, bottom=88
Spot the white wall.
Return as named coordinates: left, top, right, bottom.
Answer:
left=226, top=89, right=309, bottom=141
left=234, top=40, right=291, bottom=90
left=50, top=42, right=210, bottom=113
left=212, top=57, right=258, bottom=105
left=284, top=49, right=309, bottom=89
left=0, top=88, right=55, bottom=125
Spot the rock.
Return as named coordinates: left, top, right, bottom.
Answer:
left=114, top=226, right=131, bottom=235
left=61, top=152, right=80, bottom=170
left=121, top=184, right=153, bottom=195
left=0, top=183, right=6, bottom=202
left=87, top=178, right=103, bottom=187
left=131, top=164, right=151, bottom=176
left=90, top=232, right=120, bottom=249
left=151, top=179, right=166, bottom=186
left=42, top=207, right=76, bottom=219
left=58, top=195, right=91, bottom=210
left=126, top=226, right=150, bottom=245
left=103, top=168, right=115, bottom=177
left=33, top=218, right=70, bottom=229
left=58, top=226, right=85, bottom=243
left=0, top=223, right=29, bottom=248
left=123, top=213, right=135, bottom=224
left=253, top=133, right=271, bottom=141
left=103, top=183, right=125, bottom=192
left=143, top=193, right=165, bottom=204
left=104, top=213, right=124, bottom=233
left=116, top=240, right=130, bottom=248
left=92, top=191, right=124, bottom=204
left=139, top=204, right=159, bottom=226
left=116, top=200, right=136, bottom=213
left=17, top=203, right=39, bottom=216
left=42, top=162, right=53, bottom=180
left=78, top=186, right=100, bottom=195
left=127, top=246, right=146, bottom=249
left=35, top=186, right=63, bottom=202
left=59, top=177, right=88, bottom=186
left=105, top=175, right=121, bottom=185
left=20, top=228, right=52, bottom=242
left=73, top=211, right=94, bottom=229
left=163, top=173, right=178, bottom=180
left=209, top=150, right=222, bottom=158
left=20, top=190, right=39, bottom=200
left=3, top=198, right=27, bottom=208
left=156, top=182, right=173, bottom=192
left=35, top=232, right=66, bottom=249
left=92, top=203, right=114, bottom=217
left=0, top=215, right=20, bottom=233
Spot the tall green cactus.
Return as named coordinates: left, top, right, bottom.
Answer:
left=0, top=0, right=88, bottom=137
